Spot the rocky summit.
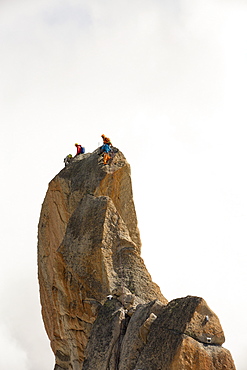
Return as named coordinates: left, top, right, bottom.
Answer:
left=38, top=148, right=236, bottom=370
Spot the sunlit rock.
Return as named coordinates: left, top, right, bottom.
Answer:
left=38, top=148, right=235, bottom=370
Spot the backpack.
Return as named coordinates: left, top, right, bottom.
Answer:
left=80, top=147, right=85, bottom=154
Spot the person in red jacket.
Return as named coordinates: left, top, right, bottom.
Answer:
left=75, top=143, right=85, bottom=155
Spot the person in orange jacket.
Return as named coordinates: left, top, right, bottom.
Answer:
left=101, top=134, right=112, bottom=146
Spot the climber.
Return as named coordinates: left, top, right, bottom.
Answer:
left=101, top=143, right=111, bottom=165
left=101, top=134, right=112, bottom=146
left=100, top=134, right=112, bottom=165
left=75, top=143, right=85, bottom=156
left=64, top=154, right=73, bottom=166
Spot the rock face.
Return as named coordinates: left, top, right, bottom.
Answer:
left=38, top=148, right=236, bottom=370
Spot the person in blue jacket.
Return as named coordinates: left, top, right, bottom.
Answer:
left=100, top=135, right=112, bottom=164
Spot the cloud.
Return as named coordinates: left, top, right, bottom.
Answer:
left=0, top=0, right=226, bottom=129
left=0, top=322, right=28, bottom=370
left=0, top=268, right=54, bottom=370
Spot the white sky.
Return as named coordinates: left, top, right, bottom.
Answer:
left=1, top=1, right=247, bottom=369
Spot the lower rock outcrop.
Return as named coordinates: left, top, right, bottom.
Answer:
left=83, top=296, right=235, bottom=370
left=38, top=148, right=235, bottom=370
